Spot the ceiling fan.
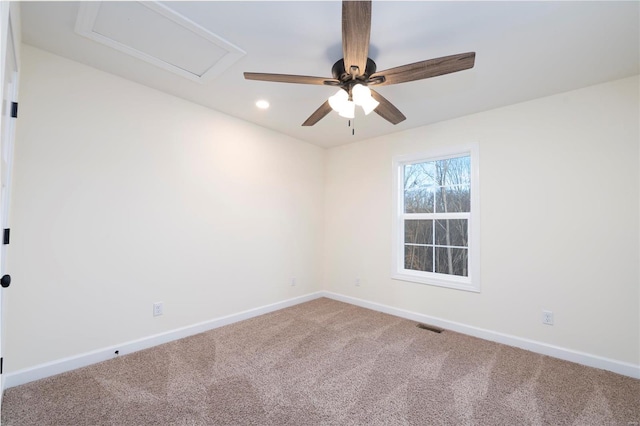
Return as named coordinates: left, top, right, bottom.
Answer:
left=244, top=0, right=476, bottom=126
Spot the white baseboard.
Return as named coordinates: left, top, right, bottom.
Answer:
left=322, top=291, right=640, bottom=379
left=4, top=292, right=324, bottom=389
left=5, top=290, right=638, bottom=389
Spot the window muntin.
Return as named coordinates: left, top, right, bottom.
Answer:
left=393, top=146, right=479, bottom=292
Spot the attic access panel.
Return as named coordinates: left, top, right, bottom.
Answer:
left=75, top=1, right=245, bottom=83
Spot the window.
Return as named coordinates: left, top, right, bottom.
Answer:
left=392, top=144, right=479, bottom=292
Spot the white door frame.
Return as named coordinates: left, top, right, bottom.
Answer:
left=0, top=1, right=21, bottom=404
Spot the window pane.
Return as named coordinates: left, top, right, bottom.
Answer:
left=405, top=245, right=433, bottom=272
left=435, top=247, right=468, bottom=276
left=405, top=220, right=433, bottom=244
left=436, top=156, right=471, bottom=186
left=435, top=185, right=470, bottom=212
left=405, top=162, right=436, bottom=187
left=404, top=163, right=435, bottom=213
left=434, top=219, right=468, bottom=247
left=405, top=188, right=434, bottom=213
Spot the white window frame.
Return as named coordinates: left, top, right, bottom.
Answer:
left=392, top=143, right=480, bottom=292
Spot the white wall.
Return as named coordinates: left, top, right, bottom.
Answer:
left=6, top=44, right=639, bottom=378
left=6, top=45, right=325, bottom=372
left=324, top=75, right=639, bottom=366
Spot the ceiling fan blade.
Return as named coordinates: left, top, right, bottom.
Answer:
left=370, top=89, right=406, bottom=125
left=342, top=0, right=371, bottom=77
left=302, top=100, right=333, bottom=126
left=244, top=72, right=339, bottom=86
left=371, top=52, right=476, bottom=86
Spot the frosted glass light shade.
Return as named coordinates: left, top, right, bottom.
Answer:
left=328, top=89, right=349, bottom=112
left=352, top=84, right=370, bottom=106
left=338, top=100, right=355, bottom=118
left=360, top=96, right=379, bottom=115
left=352, top=84, right=379, bottom=115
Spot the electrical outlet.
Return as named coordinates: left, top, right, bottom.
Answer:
left=542, top=310, right=553, bottom=325
left=153, top=302, right=163, bottom=317
left=291, top=277, right=297, bottom=287
left=355, top=277, right=361, bottom=287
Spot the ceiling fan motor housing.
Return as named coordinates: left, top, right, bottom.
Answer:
left=332, top=58, right=377, bottom=83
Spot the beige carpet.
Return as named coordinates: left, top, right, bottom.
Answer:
left=2, top=298, right=639, bottom=425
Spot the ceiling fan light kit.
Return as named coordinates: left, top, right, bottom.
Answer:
left=329, top=84, right=378, bottom=118
left=244, top=0, right=476, bottom=127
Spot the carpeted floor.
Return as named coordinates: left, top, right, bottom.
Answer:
left=2, top=298, right=639, bottom=425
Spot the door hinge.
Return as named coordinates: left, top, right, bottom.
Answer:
left=3, top=228, right=9, bottom=245
left=11, top=102, right=18, bottom=118
left=1, top=357, right=4, bottom=374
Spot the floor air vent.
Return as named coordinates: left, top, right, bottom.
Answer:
left=416, top=323, right=444, bottom=333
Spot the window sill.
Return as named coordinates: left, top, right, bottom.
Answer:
left=392, top=272, right=480, bottom=293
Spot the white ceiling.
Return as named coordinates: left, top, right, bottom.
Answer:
left=19, top=1, right=640, bottom=148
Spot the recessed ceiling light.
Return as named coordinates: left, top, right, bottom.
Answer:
left=256, top=100, right=270, bottom=109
